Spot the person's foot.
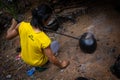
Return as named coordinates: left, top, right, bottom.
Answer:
left=15, top=54, right=21, bottom=60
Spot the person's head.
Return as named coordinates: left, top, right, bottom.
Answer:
left=30, top=3, right=53, bottom=30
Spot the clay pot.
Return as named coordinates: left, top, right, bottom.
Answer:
left=79, top=32, right=97, bottom=53
left=46, top=18, right=60, bottom=31
left=110, top=55, right=120, bottom=79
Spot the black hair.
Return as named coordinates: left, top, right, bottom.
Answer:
left=30, top=3, right=52, bottom=30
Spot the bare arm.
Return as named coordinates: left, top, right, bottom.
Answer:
left=44, top=46, right=69, bottom=69
left=6, top=18, right=19, bottom=40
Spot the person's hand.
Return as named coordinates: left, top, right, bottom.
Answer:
left=60, top=60, right=70, bottom=69
left=11, top=18, right=17, bottom=26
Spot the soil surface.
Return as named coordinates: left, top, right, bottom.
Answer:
left=0, top=1, right=120, bottom=80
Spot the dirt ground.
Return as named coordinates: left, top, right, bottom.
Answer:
left=0, top=1, right=120, bottom=80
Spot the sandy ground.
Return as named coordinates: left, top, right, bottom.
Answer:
left=0, top=1, right=120, bottom=80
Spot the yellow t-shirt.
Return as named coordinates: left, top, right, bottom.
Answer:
left=18, top=22, right=51, bottom=66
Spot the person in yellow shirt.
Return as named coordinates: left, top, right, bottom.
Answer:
left=6, top=3, right=69, bottom=69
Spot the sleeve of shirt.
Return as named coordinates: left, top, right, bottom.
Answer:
left=42, top=39, right=51, bottom=49
left=18, top=22, right=24, bottom=32
left=41, top=34, right=51, bottom=49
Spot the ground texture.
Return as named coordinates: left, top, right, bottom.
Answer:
left=0, top=1, right=120, bottom=80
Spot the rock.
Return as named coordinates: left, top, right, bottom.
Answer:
left=6, top=74, right=12, bottom=79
